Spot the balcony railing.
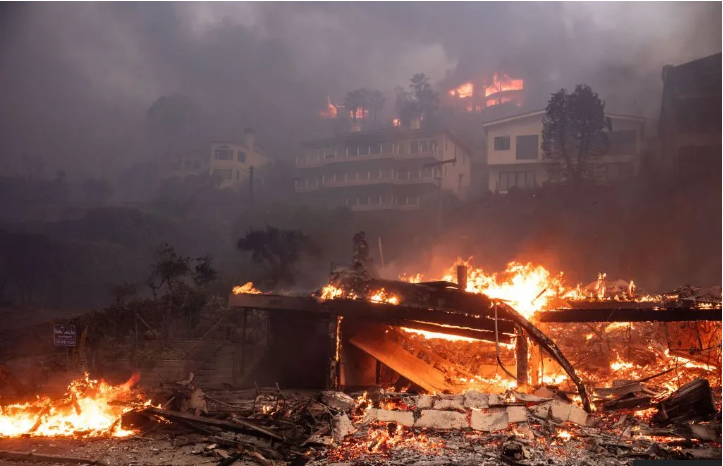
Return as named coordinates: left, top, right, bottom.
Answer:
left=296, top=149, right=442, bottom=167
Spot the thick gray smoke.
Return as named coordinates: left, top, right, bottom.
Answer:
left=0, top=3, right=719, bottom=176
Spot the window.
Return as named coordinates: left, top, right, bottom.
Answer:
left=370, top=144, right=381, bottom=155
left=516, top=135, right=539, bottom=160
left=236, top=171, right=240, bottom=181
left=214, top=147, right=233, bottom=160
left=498, top=171, right=535, bottom=191
left=409, top=139, right=435, bottom=154
left=608, top=131, right=637, bottom=155
left=237, top=151, right=246, bottom=163
left=212, top=168, right=233, bottom=180
left=358, top=145, right=370, bottom=156
left=494, top=136, right=510, bottom=151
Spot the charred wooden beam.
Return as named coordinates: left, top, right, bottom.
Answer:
left=538, top=307, right=722, bottom=323
left=387, top=319, right=513, bottom=344
left=228, top=293, right=517, bottom=335
left=323, top=299, right=517, bottom=335
left=228, top=293, right=320, bottom=312
left=327, top=315, right=342, bottom=391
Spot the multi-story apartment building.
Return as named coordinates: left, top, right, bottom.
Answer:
left=659, top=52, right=721, bottom=175
left=483, top=110, right=646, bottom=193
left=295, top=121, right=472, bottom=210
left=160, top=129, right=270, bottom=189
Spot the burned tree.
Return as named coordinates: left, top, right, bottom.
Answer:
left=542, top=85, right=610, bottom=188
left=237, top=226, right=320, bottom=288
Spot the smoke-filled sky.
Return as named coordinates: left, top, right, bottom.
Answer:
left=0, top=2, right=720, bottom=175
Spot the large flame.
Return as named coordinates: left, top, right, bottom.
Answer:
left=0, top=373, right=146, bottom=438
left=319, top=96, right=338, bottom=119
left=441, top=261, right=568, bottom=319
left=484, top=73, right=524, bottom=97
left=449, top=82, right=474, bottom=99
left=232, top=282, right=262, bottom=295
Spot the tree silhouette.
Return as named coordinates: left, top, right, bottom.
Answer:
left=409, top=73, right=439, bottom=125
left=366, top=89, right=385, bottom=122
left=343, top=89, right=365, bottom=122
left=237, top=226, right=320, bottom=287
left=145, top=94, right=204, bottom=158
left=394, top=74, right=439, bottom=128
left=542, top=84, right=610, bottom=188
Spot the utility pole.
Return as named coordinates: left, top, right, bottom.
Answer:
left=249, top=166, right=254, bottom=205
left=423, top=158, right=456, bottom=236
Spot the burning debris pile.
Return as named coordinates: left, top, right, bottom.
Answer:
left=1, top=373, right=718, bottom=466
left=0, top=236, right=720, bottom=464
left=0, top=373, right=146, bottom=439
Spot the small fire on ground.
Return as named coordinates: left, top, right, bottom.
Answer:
left=0, top=373, right=148, bottom=438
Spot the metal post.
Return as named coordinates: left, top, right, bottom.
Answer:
left=515, top=325, right=529, bottom=386
left=456, top=265, right=468, bottom=290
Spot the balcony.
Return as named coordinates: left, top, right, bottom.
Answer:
left=296, top=149, right=442, bottom=168
left=349, top=203, right=420, bottom=212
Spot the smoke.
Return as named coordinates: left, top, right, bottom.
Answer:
left=0, top=3, right=719, bottom=175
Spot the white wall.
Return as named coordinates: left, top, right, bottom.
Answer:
left=484, top=113, right=645, bottom=192
left=440, top=135, right=471, bottom=199
left=209, top=141, right=268, bottom=188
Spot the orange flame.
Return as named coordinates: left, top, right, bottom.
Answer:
left=320, top=96, right=338, bottom=119
left=484, top=73, right=524, bottom=97
left=449, top=82, right=474, bottom=99
left=0, top=373, right=146, bottom=438
left=232, top=282, right=261, bottom=295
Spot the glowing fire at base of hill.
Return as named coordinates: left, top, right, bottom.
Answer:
left=0, top=373, right=149, bottom=438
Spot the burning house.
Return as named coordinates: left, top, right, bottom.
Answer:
left=446, top=73, right=526, bottom=114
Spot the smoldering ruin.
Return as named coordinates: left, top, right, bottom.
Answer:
left=0, top=3, right=721, bottom=466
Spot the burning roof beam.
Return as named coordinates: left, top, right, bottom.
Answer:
left=228, top=293, right=518, bottom=336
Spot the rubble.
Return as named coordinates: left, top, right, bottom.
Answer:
left=414, top=410, right=468, bottom=429
left=471, top=409, right=509, bottom=431
left=463, top=390, right=489, bottom=409
left=506, top=406, right=528, bottom=423
left=332, top=413, right=356, bottom=443
left=432, top=395, right=465, bottom=411
left=365, top=408, right=415, bottom=427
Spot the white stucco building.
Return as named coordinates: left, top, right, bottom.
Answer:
left=482, top=110, right=646, bottom=193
